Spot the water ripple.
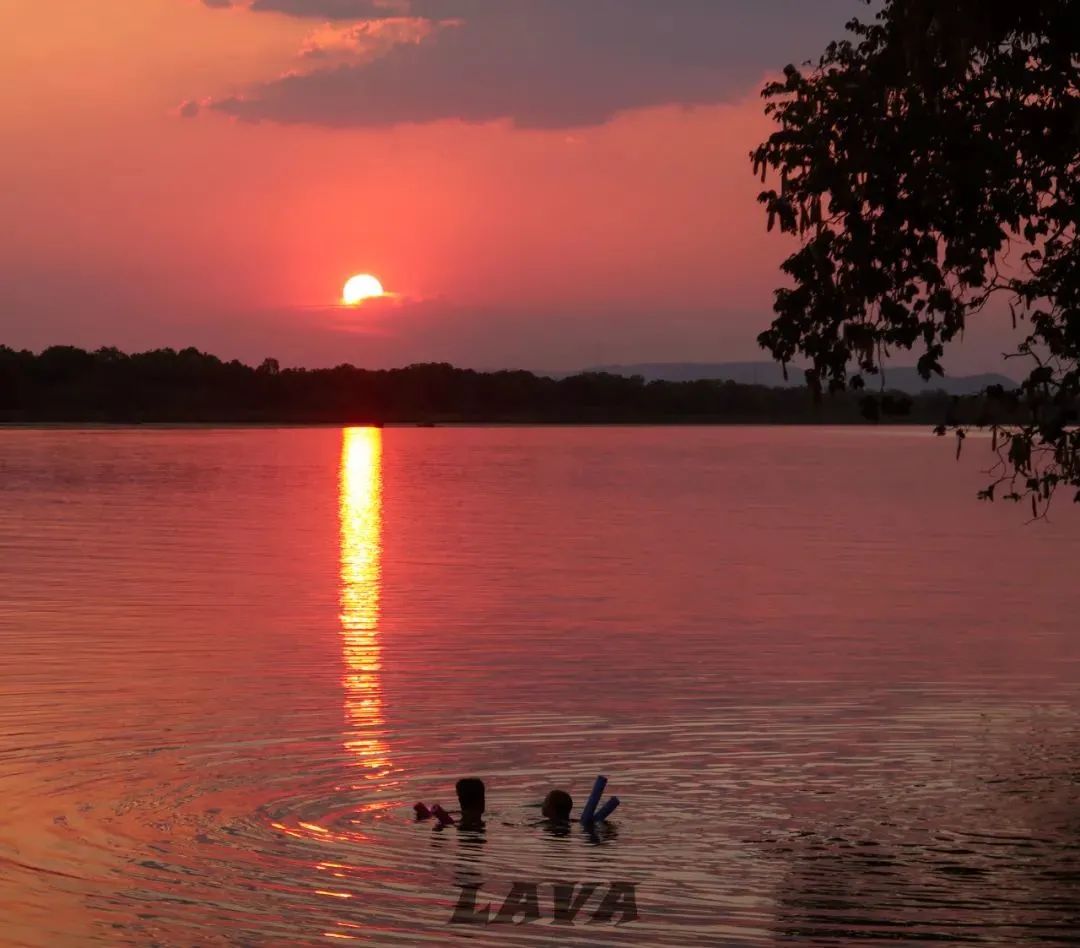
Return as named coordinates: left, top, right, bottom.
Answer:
left=2, top=427, right=1080, bottom=945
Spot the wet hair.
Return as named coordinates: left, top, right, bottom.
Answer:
left=456, top=778, right=486, bottom=812
left=545, top=789, right=573, bottom=821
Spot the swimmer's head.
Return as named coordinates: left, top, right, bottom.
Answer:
left=456, top=778, right=486, bottom=817
left=542, top=789, right=573, bottom=821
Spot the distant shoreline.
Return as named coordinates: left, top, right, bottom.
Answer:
left=0, top=419, right=944, bottom=430
left=1, top=345, right=1020, bottom=429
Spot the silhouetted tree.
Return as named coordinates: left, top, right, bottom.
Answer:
left=753, top=0, right=1080, bottom=512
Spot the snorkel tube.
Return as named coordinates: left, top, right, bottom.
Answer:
left=591, top=796, right=620, bottom=822
left=579, top=775, right=608, bottom=825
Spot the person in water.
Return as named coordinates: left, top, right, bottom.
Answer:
left=456, top=777, right=486, bottom=830
left=541, top=789, right=573, bottom=822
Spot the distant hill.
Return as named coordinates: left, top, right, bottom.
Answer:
left=582, top=362, right=1017, bottom=396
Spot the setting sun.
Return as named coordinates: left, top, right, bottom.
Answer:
left=342, top=274, right=384, bottom=305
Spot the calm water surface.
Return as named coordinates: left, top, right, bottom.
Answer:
left=1, top=426, right=1079, bottom=946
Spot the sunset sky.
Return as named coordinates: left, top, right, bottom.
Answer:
left=3, top=0, right=1015, bottom=372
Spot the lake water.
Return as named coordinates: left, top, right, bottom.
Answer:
left=1, top=426, right=1079, bottom=946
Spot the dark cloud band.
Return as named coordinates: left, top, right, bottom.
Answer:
left=200, top=1, right=871, bottom=129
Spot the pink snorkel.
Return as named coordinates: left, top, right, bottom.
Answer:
left=430, top=804, right=455, bottom=826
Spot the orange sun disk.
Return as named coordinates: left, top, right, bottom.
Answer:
left=342, top=274, right=384, bottom=305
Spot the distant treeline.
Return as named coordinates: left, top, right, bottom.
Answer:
left=0, top=345, right=1022, bottom=426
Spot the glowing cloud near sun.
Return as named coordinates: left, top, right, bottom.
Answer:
left=342, top=274, right=385, bottom=305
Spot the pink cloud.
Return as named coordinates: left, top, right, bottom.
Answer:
left=299, top=17, right=457, bottom=63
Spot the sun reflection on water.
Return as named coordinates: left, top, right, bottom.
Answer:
left=339, top=427, right=392, bottom=778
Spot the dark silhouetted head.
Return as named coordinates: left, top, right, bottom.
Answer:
left=456, top=778, right=486, bottom=820
left=542, top=789, right=573, bottom=821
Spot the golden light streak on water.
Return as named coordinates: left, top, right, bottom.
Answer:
left=339, top=427, right=392, bottom=778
